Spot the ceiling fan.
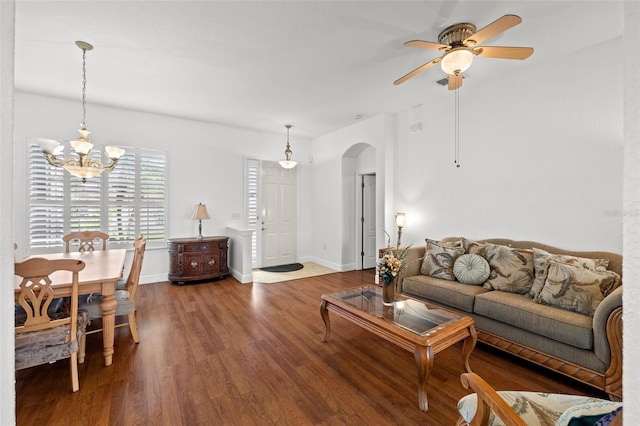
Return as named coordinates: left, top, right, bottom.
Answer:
left=394, top=14, right=534, bottom=90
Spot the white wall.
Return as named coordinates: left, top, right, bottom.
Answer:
left=0, top=1, right=15, bottom=424
left=12, top=92, right=312, bottom=283
left=393, top=37, right=623, bottom=253
left=308, top=114, right=392, bottom=270
left=623, top=1, right=640, bottom=419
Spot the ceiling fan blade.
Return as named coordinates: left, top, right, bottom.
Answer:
left=464, top=14, right=522, bottom=46
left=404, top=40, right=449, bottom=51
left=448, top=73, right=463, bottom=90
left=473, top=46, right=534, bottom=60
left=393, top=57, right=442, bottom=85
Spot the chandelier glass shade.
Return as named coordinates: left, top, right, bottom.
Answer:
left=278, top=124, right=297, bottom=169
left=40, top=41, right=124, bottom=183
left=440, top=47, right=474, bottom=75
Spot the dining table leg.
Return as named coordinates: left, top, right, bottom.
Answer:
left=99, top=283, right=117, bottom=366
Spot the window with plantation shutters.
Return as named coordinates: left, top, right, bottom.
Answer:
left=139, top=151, right=166, bottom=243
left=28, top=143, right=167, bottom=252
left=246, top=159, right=259, bottom=267
left=108, top=151, right=136, bottom=243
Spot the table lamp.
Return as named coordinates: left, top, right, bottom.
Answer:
left=395, top=212, right=406, bottom=249
left=193, top=203, right=211, bottom=240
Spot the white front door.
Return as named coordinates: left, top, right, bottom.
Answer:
left=261, top=161, right=297, bottom=267
left=362, top=174, right=377, bottom=269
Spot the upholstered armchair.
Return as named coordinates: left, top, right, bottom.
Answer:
left=14, top=258, right=89, bottom=392
left=456, top=373, right=622, bottom=426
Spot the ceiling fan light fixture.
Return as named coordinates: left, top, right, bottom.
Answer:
left=440, top=47, right=473, bottom=75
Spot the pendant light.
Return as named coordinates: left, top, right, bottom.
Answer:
left=39, top=41, right=125, bottom=183
left=279, top=124, right=297, bottom=169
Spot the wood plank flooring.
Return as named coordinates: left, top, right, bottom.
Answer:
left=15, top=270, right=605, bottom=425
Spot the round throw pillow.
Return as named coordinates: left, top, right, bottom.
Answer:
left=453, top=254, right=490, bottom=285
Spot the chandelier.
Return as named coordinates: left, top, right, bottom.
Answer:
left=278, top=124, right=297, bottom=169
left=39, top=41, right=124, bottom=183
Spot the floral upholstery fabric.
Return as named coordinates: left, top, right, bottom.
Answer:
left=483, top=243, right=534, bottom=294
left=15, top=310, right=88, bottom=370
left=528, top=248, right=610, bottom=299
left=458, top=391, right=612, bottom=426
left=535, top=260, right=621, bottom=316
left=420, top=239, right=464, bottom=281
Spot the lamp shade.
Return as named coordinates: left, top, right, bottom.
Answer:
left=395, top=212, right=406, bottom=228
left=193, top=203, right=211, bottom=220
left=440, top=47, right=473, bottom=75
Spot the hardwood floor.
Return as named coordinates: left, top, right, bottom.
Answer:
left=15, top=270, right=605, bottom=425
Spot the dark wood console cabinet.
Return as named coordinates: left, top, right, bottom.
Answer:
left=168, top=236, right=229, bottom=284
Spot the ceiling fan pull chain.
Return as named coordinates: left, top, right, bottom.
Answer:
left=454, top=89, right=460, bottom=168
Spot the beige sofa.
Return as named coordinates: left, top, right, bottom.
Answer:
left=397, top=238, right=622, bottom=399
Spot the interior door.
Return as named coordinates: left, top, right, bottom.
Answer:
left=261, top=161, right=297, bottom=267
left=362, top=174, right=377, bottom=269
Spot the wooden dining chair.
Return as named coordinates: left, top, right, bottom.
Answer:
left=79, top=235, right=146, bottom=354
left=14, top=257, right=89, bottom=392
left=63, top=230, right=109, bottom=253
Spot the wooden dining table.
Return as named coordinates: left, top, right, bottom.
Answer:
left=14, top=249, right=126, bottom=367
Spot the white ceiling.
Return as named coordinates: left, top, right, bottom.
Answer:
left=14, top=1, right=623, bottom=139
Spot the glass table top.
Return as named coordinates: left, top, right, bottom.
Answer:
left=327, top=285, right=467, bottom=337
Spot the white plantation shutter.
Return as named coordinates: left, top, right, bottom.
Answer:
left=28, top=143, right=167, bottom=251
left=69, top=151, right=102, bottom=233
left=139, top=151, right=166, bottom=243
left=247, top=159, right=259, bottom=267
left=29, top=145, right=65, bottom=249
left=107, top=151, right=136, bottom=243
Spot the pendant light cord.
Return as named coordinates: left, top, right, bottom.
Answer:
left=81, top=47, right=87, bottom=129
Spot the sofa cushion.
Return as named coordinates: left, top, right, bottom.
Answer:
left=535, top=260, right=621, bottom=316
left=528, top=248, right=611, bottom=298
left=483, top=243, right=534, bottom=294
left=474, top=291, right=594, bottom=350
left=402, top=275, right=489, bottom=313
left=420, top=239, right=464, bottom=281
left=453, top=254, right=490, bottom=285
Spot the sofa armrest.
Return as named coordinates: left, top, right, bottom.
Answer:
left=593, top=286, right=622, bottom=365
left=396, top=245, right=425, bottom=291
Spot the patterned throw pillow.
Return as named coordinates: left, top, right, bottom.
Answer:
left=462, top=238, right=486, bottom=257
left=453, top=254, right=490, bottom=285
left=483, top=243, right=534, bottom=294
left=421, top=239, right=464, bottom=281
left=535, top=260, right=621, bottom=316
left=528, top=248, right=610, bottom=298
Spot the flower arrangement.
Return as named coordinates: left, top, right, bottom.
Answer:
left=378, top=245, right=411, bottom=284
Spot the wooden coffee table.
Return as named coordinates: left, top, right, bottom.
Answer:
left=320, top=285, right=477, bottom=412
